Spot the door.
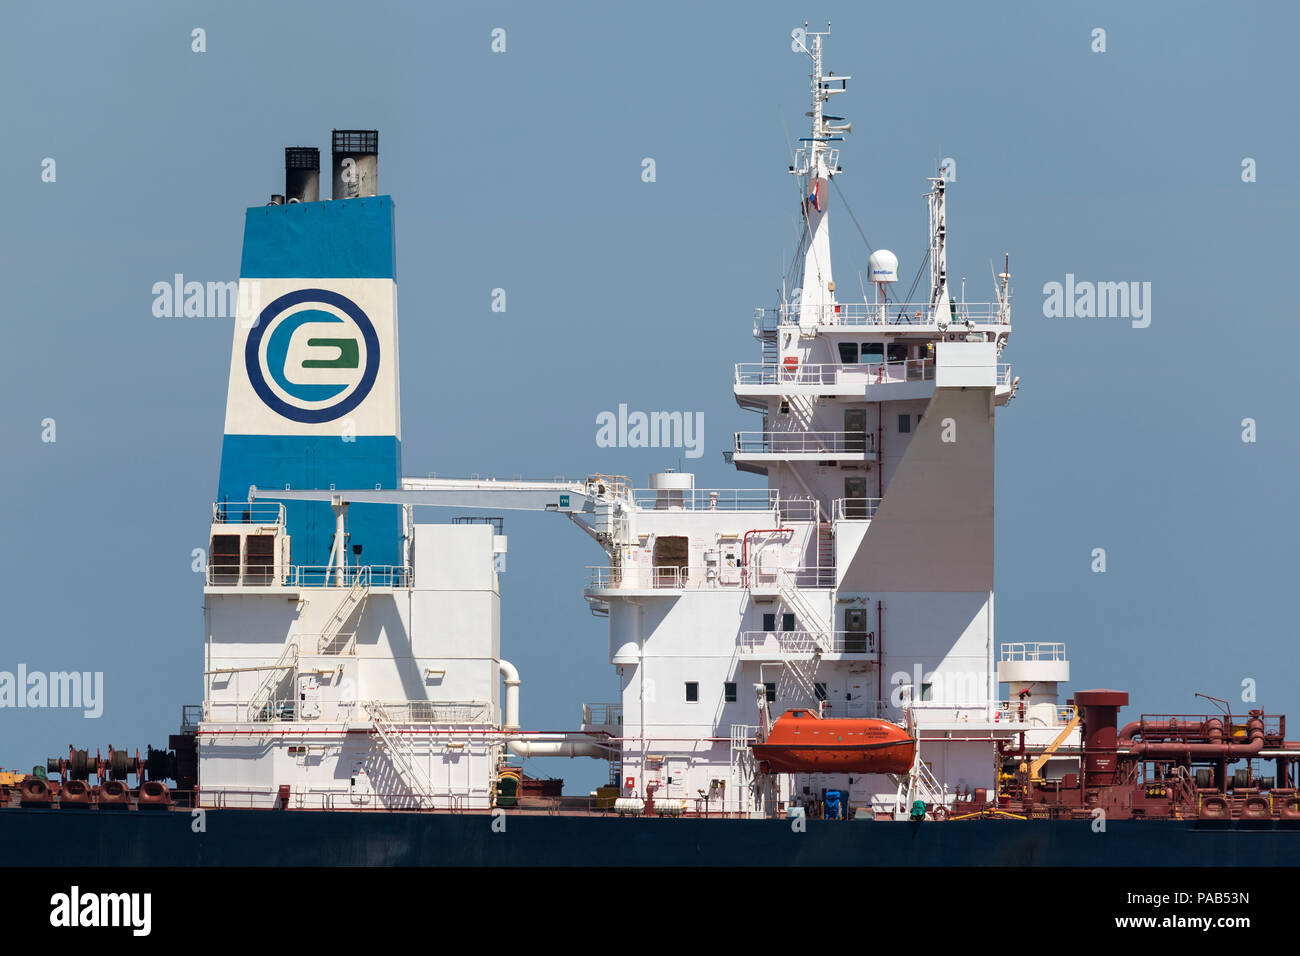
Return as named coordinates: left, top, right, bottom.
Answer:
left=844, top=408, right=867, bottom=453
left=844, top=477, right=867, bottom=518
left=844, top=608, right=869, bottom=654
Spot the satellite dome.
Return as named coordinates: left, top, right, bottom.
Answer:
left=868, top=249, right=899, bottom=284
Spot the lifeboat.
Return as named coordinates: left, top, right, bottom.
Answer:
left=751, top=709, right=915, bottom=774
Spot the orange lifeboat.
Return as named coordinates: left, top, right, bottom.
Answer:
left=751, top=708, right=915, bottom=774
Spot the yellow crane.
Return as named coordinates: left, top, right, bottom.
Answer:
left=1028, top=707, right=1080, bottom=784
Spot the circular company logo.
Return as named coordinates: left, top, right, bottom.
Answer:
left=244, top=289, right=380, bottom=423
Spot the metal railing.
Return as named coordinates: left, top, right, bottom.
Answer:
left=734, top=431, right=876, bottom=455
left=1000, top=642, right=1067, bottom=662
left=630, top=488, right=778, bottom=511
left=212, top=501, right=285, bottom=525
left=735, top=360, right=935, bottom=386
left=582, top=703, right=623, bottom=727
left=740, top=630, right=877, bottom=655
left=585, top=562, right=836, bottom=592
left=202, top=698, right=493, bottom=725
left=287, top=565, right=409, bottom=588
left=585, top=565, right=718, bottom=591
left=205, top=564, right=411, bottom=588
left=906, top=699, right=1076, bottom=726
left=756, top=301, right=1009, bottom=328
left=833, top=497, right=882, bottom=521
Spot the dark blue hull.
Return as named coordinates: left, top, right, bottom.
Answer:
left=5, top=808, right=1300, bottom=866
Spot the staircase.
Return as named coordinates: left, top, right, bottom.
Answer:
left=815, top=521, right=834, bottom=588
left=776, top=571, right=834, bottom=707
left=779, top=655, right=822, bottom=705
left=247, top=641, right=298, bottom=721
left=366, top=701, right=435, bottom=809
left=318, top=566, right=370, bottom=654
left=891, top=740, right=950, bottom=818
left=778, top=575, right=833, bottom=652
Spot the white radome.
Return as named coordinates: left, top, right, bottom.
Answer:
left=868, top=249, right=899, bottom=283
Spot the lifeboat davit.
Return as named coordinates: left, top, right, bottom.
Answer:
left=751, top=709, right=915, bottom=774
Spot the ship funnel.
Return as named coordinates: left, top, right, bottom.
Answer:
left=332, top=129, right=378, bottom=199
left=285, top=147, right=320, bottom=203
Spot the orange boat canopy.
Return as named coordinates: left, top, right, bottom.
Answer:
left=751, top=708, right=916, bottom=775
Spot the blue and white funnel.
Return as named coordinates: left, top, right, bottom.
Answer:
left=216, top=194, right=403, bottom=569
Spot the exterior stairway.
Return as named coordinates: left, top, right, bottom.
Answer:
left=317, top=567, right=371, bottom=654
left=777, top=572, right=834, bottom=706
left=366, top=701, right=435, bottom=809
left=816, top=521, right=834, bottom=588
left=247, top=640, right=299, bottom=721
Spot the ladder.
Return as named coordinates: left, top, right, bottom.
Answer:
left=318, top=566, right=371, bottom=654
left=815, top=521, right=834, bottom=588
left=247, top=640, right=298, bottom=721
left=366, top=702, right=435, bottom=809
left=892, top=748, right=949, bottom=818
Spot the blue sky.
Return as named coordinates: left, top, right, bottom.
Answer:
left=1, top=1, right=1296, bottom=793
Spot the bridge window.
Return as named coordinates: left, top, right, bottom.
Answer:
left=861, top=342, right=883, bottom=363
left=838, top=342, right=858, bottom=363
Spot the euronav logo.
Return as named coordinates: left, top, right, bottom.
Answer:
left=245, top=288, right=380, bottom=423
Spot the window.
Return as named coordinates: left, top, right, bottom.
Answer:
left=917, top=413, right=924, bottom=426
left=838, top=342, right=858, bottom=363
left=898, top=414, right=911, bottom=434
left=724, top=682, right=737, bottom=703
left=764, top=682, right=777, bottom=703
left=685, top=682, right=699, bottom=703
left=861, top=342, right=883, bottom=363
left=815, top=682, right=828, bottom=702
left=887, top=342, right=907, bottom=362
left=779, top=399, right=790, bottom=415
left=781, top=612, right=795, bottom=631
left=762, top=613, right=776, bottom=632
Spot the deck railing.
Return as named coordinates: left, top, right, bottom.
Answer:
left=206, top=564, right=411, bottom=588
left=740, top=630, right=877, bottom=655
left=833, top=497, right=882, bottom=521
left=735, top=360, right=935, bottom=386
left=212, top=501, right=285, bottom=525
left=755, top=301, right=1009, bottom=328
left=630, top=488, right=778, bottom=511
left=734, top=431, right=875, bottom=455
left=1000, top=642, right=1066, bottom=662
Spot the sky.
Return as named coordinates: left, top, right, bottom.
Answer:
left=0, top=1, right=1296, bottom=795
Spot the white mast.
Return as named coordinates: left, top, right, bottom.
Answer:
left=927, top=175, right=950, bottom=324
left=790, top=24, right=850, bottom=329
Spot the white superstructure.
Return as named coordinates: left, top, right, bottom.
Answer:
left=198, top=28, right=1075, bottom=819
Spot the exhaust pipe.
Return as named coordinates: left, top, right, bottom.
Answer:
left=285, top=147, right=320, bottom=203
left=331, top=129, right=378, bottom=199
